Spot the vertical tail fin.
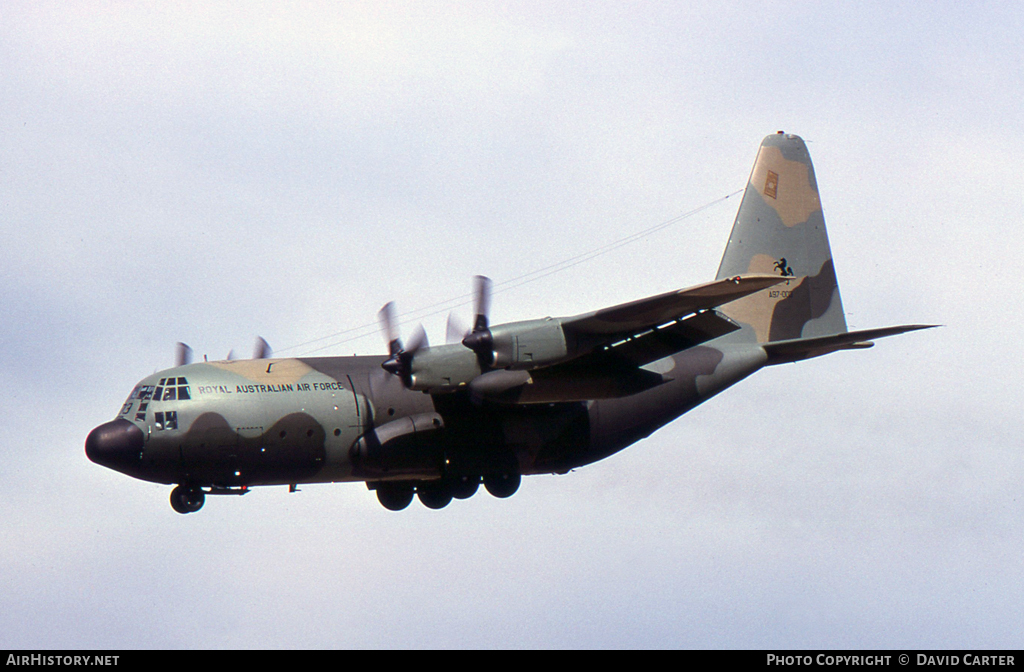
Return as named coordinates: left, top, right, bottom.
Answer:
left=716, top=133, right=847, bottom=343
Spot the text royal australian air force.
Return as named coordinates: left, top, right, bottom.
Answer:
left=195, top=381, right=350, bottom=395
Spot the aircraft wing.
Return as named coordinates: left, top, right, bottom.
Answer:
left=462, top=275, right=787, bottom=404
left=576, top=308, right=741, bottom=367
left=562, top=274, right=787, bottom=339
left=404, top=274, right=791, bottom=401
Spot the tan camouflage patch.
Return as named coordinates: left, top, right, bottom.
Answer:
left=750, top=146, right=820, bottom=227
left=719, top=254, right=803, bottom=342
left=208, top=358, right=316, bottom=387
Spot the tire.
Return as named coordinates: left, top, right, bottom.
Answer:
left=376, top=483, right=415, bottom=511
left=483, top=472, right=521, bottom=499
left=170, top=485, right=205, bottom=514
left=449, top=475, right=480, bottom=500
left=417, top=480, right=453, bottom=509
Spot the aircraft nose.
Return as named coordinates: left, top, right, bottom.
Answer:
left=85, top=419, right=144, bottom=472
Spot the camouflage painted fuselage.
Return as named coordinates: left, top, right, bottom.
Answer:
left=86, top=132, right=932, bottom=511
left=97, top=343, right=765, bottom=489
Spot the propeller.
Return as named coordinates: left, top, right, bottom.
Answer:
left=253, top=336, right=272, bottom=359
left=461, top=275, right=494, bottom=367
left=175, top=342, right=193, bottom=367
left=224, top=337, right=271, bottom=361
left=378, top=302, right=428, bottom=387
left=446, top=312, right=469, bottom=345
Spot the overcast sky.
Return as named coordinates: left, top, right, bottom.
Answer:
left=2, top=1, right=1022, bottom=649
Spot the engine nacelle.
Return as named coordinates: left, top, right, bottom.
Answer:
left=490, top=318, right=569, bottom=370
left=406, top=344, right=482, bottom=392
left=403, top=320, right=573, bottom=393
left=350, top=412, right=445, bottom=480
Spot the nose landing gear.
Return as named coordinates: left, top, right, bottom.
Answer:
left=169, top=485, right=205, bottom=514
left=168, top=484, right=251, bottom=513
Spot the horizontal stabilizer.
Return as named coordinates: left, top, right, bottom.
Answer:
left=763, top=324, right=938, bottom=365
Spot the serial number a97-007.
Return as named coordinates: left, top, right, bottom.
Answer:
left=768, top=289, right=792, bottom=299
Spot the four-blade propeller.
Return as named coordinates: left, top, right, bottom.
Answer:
left=176, top=276, right=495, bottom=384
left=175, top=342, right=193, bottom=367
left=175, top=338, right=270, bottom=366
left=253, top=336, right=272, bottom=360
left=378, top=301, right=428, bottom=387
left=460, top=275, right=494, bottom=367
left=381, top=275, right=494, bottom=386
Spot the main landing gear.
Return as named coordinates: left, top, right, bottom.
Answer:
left=373, top=471, right=521, bottom=511
left=167, top=474, right=521, bottom=513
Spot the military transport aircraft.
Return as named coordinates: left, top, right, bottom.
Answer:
left=86, top=133, right=933, bottom=513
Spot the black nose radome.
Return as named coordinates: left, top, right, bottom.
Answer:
left=86, top=419, right=144, bottom=473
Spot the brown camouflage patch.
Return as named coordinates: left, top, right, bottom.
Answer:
left=750, top=146, right=820, bottom=227
left=207, top=358, right=314, bottom=386
left=718, top=257, right=841, bottom=342
left=767, top=259, right=840, bottom=341
left=718, top=254, right=802, bottom=342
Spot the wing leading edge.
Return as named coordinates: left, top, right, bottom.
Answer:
left=562, top=274, right=788, bottom=337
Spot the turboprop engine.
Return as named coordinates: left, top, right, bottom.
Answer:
left=378, top=276, right=578, bottom=395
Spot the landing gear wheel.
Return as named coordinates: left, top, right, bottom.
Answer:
left=449, top=475, right=480, bottom=500
left=170, top=485, right=205, bottom=514
left=483, top=472, right=521, bottom=499
left=417, top=480, right=453, bottom=509
left=376, top=483, right=415, bottom=511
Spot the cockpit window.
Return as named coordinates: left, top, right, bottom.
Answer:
left=132, top=385, right=156, bottom=401
left=154, top=378, right=190, bottom=402
left=154, top=411, right=177, bottom=431
left=122, top=378, right=189, bottom=426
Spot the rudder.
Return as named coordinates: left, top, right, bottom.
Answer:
left=715, top=133, right=847, bottom=343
